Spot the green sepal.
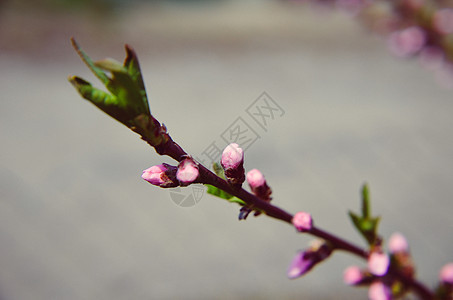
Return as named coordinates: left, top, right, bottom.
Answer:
left=348, top=183, right=381, bottom=246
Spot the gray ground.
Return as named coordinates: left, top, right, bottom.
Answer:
left=1, top=1, right=452, bottom=299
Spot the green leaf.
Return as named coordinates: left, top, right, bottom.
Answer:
left=69, top=38, right=151, bottom=128
left=348, top=183, right=381, bottom=246
left=69, top=76, right=127, bottom=123
left=205, top=184, right=246, bottom=205
left=124, top=45, right=149, bottom=113
left=70, top=38, right=109, bottom=85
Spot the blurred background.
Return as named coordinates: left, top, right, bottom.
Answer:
left=1, top=0, right=453, bottom=299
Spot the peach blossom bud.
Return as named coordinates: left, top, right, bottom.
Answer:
left=287, top=241, right=333, bottom=279
left=368, top=281, right=392, bottom=300
left=287, top=251, right=315, bottom=279
left=221, top=143, right=244, bottom=169
left=343, top=266, right=364, bottom=285
left=142, top=164, right=178, bottom=188
left=368, top=252, right=390, bottom=276
left=292, top=211, right=313, bottom=232
left=177, top=158, right=199, bottom=185
left=246, top=169, right=265, bottom=188
left=440, top=263, right=453, bottom=284
left=246, top=168, right=272, bottom=201
left=389, top=232, right=409, bottom=254
left=221, top=143, right=245, bottom=185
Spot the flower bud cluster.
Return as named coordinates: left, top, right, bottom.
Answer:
left=342, top=233, right=418, bottom=299
left=219, top=143, right=274, bottom=220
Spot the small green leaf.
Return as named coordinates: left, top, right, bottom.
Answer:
left=124, top=45, right=149, bottom=113
left=69, top=76, right=126, bottom=123
left=348, top=184, right=381, bottom=246
left=69, top=38, right=152, bottom=129
left=70, top=38, right=109, bottom=85
left=205, top=184, right=246, bottom=205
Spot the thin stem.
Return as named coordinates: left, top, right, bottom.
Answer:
left=310, top=227, right=368, bottom=258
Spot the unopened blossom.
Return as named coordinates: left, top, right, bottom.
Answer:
left=221, top=143, right=245, bottom=186
left=221, top=143, right=243, bottom=169
left=440, top=263, right=453, bottom=284
left=287, top=251, right=316, bottom=279
left=368, top=281, right=392, bottom=300
left=292, top=211, right=313, bottom=232
left=343, top=266, right=364, bottom=285
left=247, top=169, right=265, bottom=188
left=246, top=169, right=272, bottom=200
left=368, top=252, right=390, bottom=276
left=142, top=164, right=178, bottom=188
left=287, top=240, right=333, bottom=279
left=388, top=232, right=409, bottom=254
left=176, top=158, right=199, bottom=185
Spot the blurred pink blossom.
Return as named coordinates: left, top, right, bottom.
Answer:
left=440, top=263, right=453, bottom=284
left=433, top=8, right=453, bottom=34
left=343, top=265, right=364, bottom=285
left=369, top=281, right=392, bottom=300
left=388, top=26, right=426, bottom=57
left=368, top=252, right=390, bottom=276
left=388, top=232, right=409, bottom=254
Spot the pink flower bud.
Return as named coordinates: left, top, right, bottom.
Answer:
left=221, top=143, right=245, bottom=186
left=287, top=251, right=316, bottom=279
left=368, top=252, right=390, bottom=276
left=142, top=164, right=178, bottom=188
left=246, top=169, right=265, bottom=188
left=221, top=143, right=244, bottom=169
left=287, top=241, right=333, bottom=279
left=246, top=169, right=272, bottom=201
left=440, top=263, right=453, bottom=284
left=292, top=211, right=313, bottom=232
left=176, top=158, right=199, bottom=185
left=343, top=266, right=364, bottom=286
left=388, top=26, right=426, bottom=57
left=433, top=8, right=453, bottom=35
left=388, top=232, right=409, bottom=254
left=368, top=281, right=392, bottom=300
